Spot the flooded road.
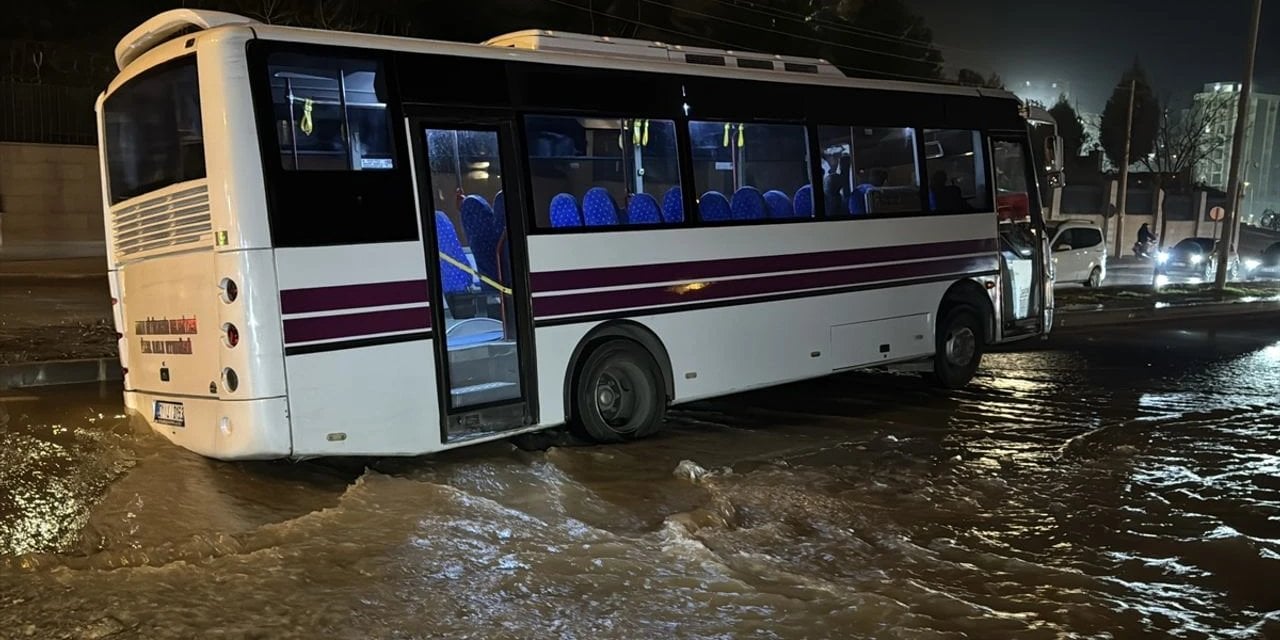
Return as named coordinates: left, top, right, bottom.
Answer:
left=3, top=318, right=1280, bottom=639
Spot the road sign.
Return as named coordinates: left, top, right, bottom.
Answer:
left=1210, top=206, right=1226, bottom=221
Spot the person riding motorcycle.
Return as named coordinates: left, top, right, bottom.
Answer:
left=1134, top=223, right=1157, bottom=258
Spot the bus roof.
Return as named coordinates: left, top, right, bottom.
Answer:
left=114, top=9, right=1024, bottom=106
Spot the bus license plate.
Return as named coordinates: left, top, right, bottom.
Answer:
left=154, top=401, right=185, bottom=427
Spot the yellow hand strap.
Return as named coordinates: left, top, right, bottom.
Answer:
left=300, top=98, right=314, bottom=136
left=439, top=251, right=513, bottom=296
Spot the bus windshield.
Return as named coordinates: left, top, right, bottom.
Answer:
left=103, top=57, right=205, bottom=204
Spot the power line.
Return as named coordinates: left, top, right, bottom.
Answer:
left=639, top=0, right=941, bottom=67
left=539, top=0, right=761, bottom=51
left=699, top=0, right=984, bottom=57
left=537, top=0, right=952, bottom=84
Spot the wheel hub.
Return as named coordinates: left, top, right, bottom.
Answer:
left=945, top=326, right=976, bottom=367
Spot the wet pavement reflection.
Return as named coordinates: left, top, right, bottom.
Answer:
left=3, top=318, right=1280, bottom=638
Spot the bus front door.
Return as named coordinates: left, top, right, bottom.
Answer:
left=990, top=135, right=1050, bottom=339
left=411, top=122, right=536, bottom=443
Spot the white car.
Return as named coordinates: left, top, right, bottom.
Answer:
left=1047, top=219, right=1107, bottom=287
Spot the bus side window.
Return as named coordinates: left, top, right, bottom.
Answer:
left=817, top=126, right=923, bottom=216
left=266, top=53, right=396, bottom=172
left=524, top=115, right=682, bottom=229
left=923, top=129, right=989, bottom=214
left=686, top=121, right=812, bottom=222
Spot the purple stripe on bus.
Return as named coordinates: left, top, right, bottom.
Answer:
left=280, top=279, right=430, bottom=315
left=530, top=238, right=997, bottom=293
left=283, top=307, right=432, bottom=344
left=533, top=255, right=998, bottom=318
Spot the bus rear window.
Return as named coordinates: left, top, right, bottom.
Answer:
left=103, top=57, right=205, bottom=205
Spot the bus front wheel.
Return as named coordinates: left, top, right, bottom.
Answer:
left=932, top=306, right=984, bottom=389
left=571, top=339, right=666, bottom=443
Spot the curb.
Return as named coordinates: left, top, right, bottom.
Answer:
left=1053, top=299, right=1280, bottom=330
left=0, top=273, right=106, bottom=281
left=0, top=358, right=122, bottom=391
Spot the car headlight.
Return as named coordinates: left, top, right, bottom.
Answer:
left=1191, top=254, right=1203, bottom=265
left=1156, top=251, right=1170, bottom=264
left=1246, top=258, right=1261, bottom=270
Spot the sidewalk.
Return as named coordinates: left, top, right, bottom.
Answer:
left=1053, top=280, right=1280, bottom=330
left=0, top=243, right=115, bottom=387
left=0, top=241, right=106, bottom=279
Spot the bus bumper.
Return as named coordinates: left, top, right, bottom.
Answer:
left=124, top=391, right=292, bottom=460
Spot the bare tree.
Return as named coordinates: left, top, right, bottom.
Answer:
left=1140, top=93, right=1234, bottom=180
left=1139, top=91, right=1235, bottom=242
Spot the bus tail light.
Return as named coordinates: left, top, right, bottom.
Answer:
left=223, top=323, right=240, bottom=348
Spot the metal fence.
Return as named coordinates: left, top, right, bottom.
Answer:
left=0, top=81, right=98, bottom=146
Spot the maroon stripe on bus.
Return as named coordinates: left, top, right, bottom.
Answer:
left=283, top=307, right=432, bottom=344
left=530, top=238, right=996, bottom=293
left=533, top=255, right=997, bottom=318
left=280, top=279, right=430, bottom=315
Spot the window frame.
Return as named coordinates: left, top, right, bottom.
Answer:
left=265, top=52, right=399, bottom=173
left=520, top=111, right=689, bottom=232
left=921, top=127, right=992, bottom=215
left=815, top=123, right=930, bottom=218
left=246, top=40, right=417, bottom=248
left=683, top=117, right=817, bottom=226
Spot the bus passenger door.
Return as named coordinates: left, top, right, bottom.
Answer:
left=990, top=135, right=1050, bottom=338
left=410, top=121, right=536, bottom=443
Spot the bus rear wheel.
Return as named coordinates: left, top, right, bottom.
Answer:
left=932, top=306, right=984, bottom=389
left=571, top=339, right=666, bottom=443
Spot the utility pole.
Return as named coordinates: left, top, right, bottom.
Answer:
left=1217, top=0, right=1264, bottom=290
left=1115, top=79, right=1136, bottom=258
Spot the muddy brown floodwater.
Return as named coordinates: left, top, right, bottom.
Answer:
left=2, top=318, right=1280, bottom=639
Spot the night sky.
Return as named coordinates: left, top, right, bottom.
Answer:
left=911, top=0, right=1280, bottom=112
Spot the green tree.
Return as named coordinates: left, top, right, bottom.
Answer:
left=1099, top=62, right=1159, bottom=171
left=1048, top=94, right=1087, bottom=159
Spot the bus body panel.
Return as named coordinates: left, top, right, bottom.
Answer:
left=284, top=342, right=438, bottom=456
left=526, top=214, right=997, bottom=420
left=200, top=28, right=274, bottom=252
left=273, top=242, right=436, bottom=456
left=124, top=391, right=291, bottom=459
left=117, top=242, right=222, bottom=397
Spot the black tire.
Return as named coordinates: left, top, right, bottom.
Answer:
left=570, top=339, right=666, bottom=443
left=1085, top=267, right=1102, bottom=287
left=932, top=306, right=984, bottom=389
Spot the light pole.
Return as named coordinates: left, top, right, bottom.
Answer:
left=1216, top=0, right=1264, bottom=290
left=1115, top=78, right=1136, bottom=259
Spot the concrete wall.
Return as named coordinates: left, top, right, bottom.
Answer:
left=0, top=142, right=103, bottom=247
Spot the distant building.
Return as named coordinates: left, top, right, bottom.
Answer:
left=1192, top=82, right=1280, bottom=219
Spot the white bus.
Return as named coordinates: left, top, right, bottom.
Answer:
left=97, top=10, right=1055, bottom=460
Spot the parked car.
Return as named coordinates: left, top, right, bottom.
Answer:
left=1046, top=219, right=1107, bottom=287
left=1156, top=237, right=1240, bottom=280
